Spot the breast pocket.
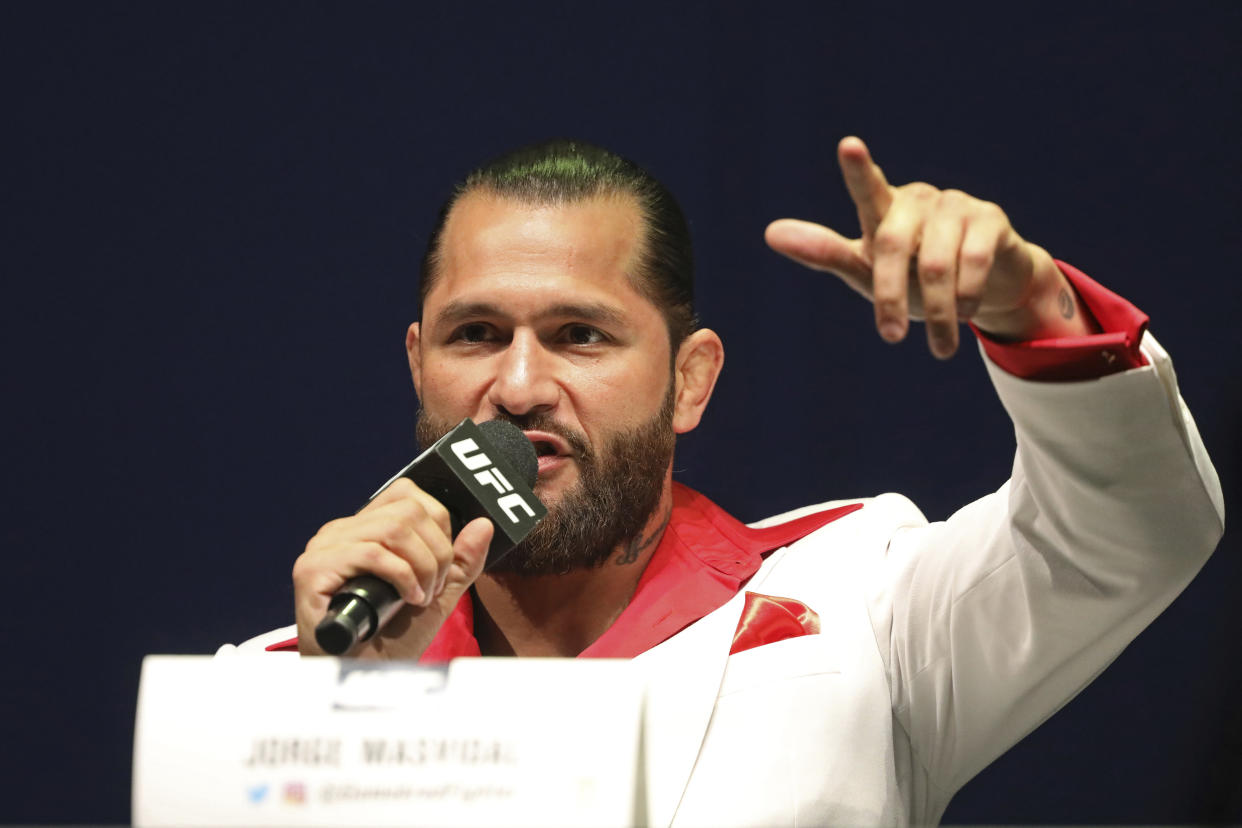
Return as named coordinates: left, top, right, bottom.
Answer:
left=717, top=634, right=841, bottom=698
left=677, top=635, right=863, bottom=826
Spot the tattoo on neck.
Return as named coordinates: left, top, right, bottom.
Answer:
left=614, top=502, right=672, bottom=566
left=1058, top=287, right=1075, bottom=319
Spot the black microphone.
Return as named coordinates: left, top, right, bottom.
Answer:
left=314, top=418, right=546, bottom=655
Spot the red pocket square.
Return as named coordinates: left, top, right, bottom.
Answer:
left=729, top=592, right=821, bottom=655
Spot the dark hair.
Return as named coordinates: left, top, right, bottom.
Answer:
left=419, top=139, right=698, bottom=347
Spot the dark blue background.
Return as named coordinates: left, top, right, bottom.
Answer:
left=4, top=2, right=1239, bottom=823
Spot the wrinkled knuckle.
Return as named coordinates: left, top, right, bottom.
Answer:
left=873, top=231, right=907, bottom=256
left=980, top=200, right=1007, bottom=222
left=303, top=526, right=336, bottom=556
left=875, top=297, right=904, bottom=318
left=938, top=190, right=972, bottom=214
left=424, top=498, right=451, bottom=529
left=960, top=247, right=992, bottom=271
left=291, top=554, right=313, bottom=585
left=919, top=258, right=951, bottom=283
left=313, top=517, right=341, bottom=538
left=392, top=497, right=425, bottom=524
left=359, top=543, right=387, bottom=569
left=386, top=477, right=418, bottom=498
left=923, top=304, right=957, bottom=325
left=905, top=181, right=937, bottom=199
left=872, top=278, right=903, bottom=300
left=379, top=518, right=407, bottom=546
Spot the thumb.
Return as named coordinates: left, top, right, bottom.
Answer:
left=366, top=517, right=495, bottom=660
left=765, top=219, right=872, bottom=290
left=442, top=516, right=494, bottom=598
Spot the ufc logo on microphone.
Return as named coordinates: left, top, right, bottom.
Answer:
left=450, top=437, right=537, bottom=523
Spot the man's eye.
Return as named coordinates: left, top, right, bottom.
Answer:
left=565, top=325, right=605, bottom=346
left=454, top=323, right=492, bottom=343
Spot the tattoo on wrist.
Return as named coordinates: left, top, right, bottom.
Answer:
left=1057, top=287, right=1075, bottom=319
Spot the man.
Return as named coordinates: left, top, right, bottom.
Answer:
left=224, top=137, right=1224, bottom=824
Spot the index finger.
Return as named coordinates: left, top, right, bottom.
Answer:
left=838, top=136, right=892, bottom=239
left=362, top=475, right=432, bottom=514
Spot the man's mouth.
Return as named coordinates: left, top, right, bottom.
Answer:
left=522, top=430, right=571, bottom=459
left=520, top=430, right=574, bottom=479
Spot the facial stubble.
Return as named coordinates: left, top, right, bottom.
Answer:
left=414, top=383, right=676, bottom=576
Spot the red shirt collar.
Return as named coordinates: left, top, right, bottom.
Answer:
left=418, top=482, right=861, bottom=662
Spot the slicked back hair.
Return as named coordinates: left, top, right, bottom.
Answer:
left=419, top=139, right=698, bottom=348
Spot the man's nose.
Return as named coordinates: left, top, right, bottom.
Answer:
left=486, top=330, right=559, bottom=417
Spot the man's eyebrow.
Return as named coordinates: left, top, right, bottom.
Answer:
left=433, top=301, right=505, bottom=326
left=540, top=302, right=628, bottom=326
left=432, top=300, right=628, bottom=327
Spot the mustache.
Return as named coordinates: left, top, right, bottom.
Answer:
left=485, top=410, right=594, bottom=462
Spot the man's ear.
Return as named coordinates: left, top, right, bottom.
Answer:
left=405, top=322, right=423, bottom=399
left=672, top=328, right=724, bottom=434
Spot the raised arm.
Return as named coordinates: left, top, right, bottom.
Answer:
left=767, top=137, right=1224, bottom=817
left=765, top=136, right=1098, bottom=358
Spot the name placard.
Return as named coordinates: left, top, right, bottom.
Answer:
left=133, top=656, right=644, bottom=826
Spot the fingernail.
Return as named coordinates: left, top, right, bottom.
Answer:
left=880, top=322, right=905, bottom=342
left=931, top=334, right=956, bottom=360
left=408, top=585, right=426, bottom=606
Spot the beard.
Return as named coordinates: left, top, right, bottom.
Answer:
left=414, top=385, right=675, bottom=576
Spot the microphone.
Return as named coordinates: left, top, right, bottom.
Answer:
left=314, top=418, right=547, bottom=655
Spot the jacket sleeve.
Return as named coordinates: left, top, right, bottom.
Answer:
left=865, top=331, right=1224, bottom=814
left=214, top=624, right=299, bottom=655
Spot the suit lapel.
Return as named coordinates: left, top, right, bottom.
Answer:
left=633, top=587, right=748, bottom=827
left=635, top=547, right=808, bottom=826
left=618, top=493, right=865, bottom=826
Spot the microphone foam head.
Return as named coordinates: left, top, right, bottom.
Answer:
left=479, top=419, right=539, bottom=489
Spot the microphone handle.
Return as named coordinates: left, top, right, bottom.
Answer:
left=314, top=575, right=404, bottom=655
left=313, top=511, right=464, bottom=656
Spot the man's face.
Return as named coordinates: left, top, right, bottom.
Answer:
left=409, top=192, right=680, bottom=572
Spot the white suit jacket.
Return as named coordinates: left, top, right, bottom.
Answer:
left=224, top=333, right=1224, bottom=826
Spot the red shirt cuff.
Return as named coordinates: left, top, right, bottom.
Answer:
left=972, top=260, right=1150, bottom=381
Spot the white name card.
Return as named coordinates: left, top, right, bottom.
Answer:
left=133, top=655, right=644, bottom=826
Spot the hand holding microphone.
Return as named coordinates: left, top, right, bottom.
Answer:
left=292, top=419, right=545, bottom=659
